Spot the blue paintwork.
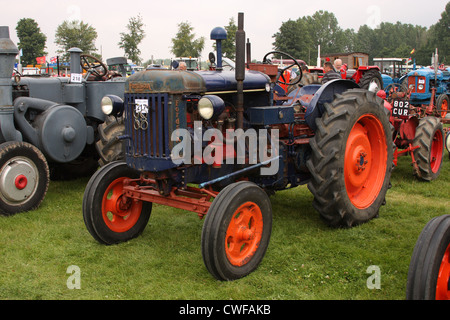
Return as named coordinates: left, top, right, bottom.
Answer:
left=301, top=79, right=360, bottom=131
left=196, top=70, right=270, bottom=92
left=123, top=68, right=361, bottom=190
left=407, top=67, right=448, bottom=104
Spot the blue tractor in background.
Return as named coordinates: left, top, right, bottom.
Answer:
left=373, top=57, right=410, bottom=91
left=405, top=67, right=449, bottom=118
left=83, top=13, right=394, bottom=281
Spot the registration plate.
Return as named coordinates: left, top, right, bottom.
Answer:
left=392, top=99, right=410, bottom=118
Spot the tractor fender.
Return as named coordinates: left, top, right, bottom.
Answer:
left=304, top=79, right=359, bottom=131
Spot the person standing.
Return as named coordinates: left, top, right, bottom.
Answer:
left=333, top=59, right=343, bottom=72
left=322, top=61, right=341, bottom=84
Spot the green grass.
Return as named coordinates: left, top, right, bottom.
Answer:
left=0, top=152, right=449, bottom=300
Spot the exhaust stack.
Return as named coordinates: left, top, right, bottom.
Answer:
left=235, top=12, right=245, bottom=130
left=0, top=26, right=21, bottom=142
left=68, top=47, right=83, bottom=75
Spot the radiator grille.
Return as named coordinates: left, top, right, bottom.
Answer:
left=124, top=93, right=171, bottom=161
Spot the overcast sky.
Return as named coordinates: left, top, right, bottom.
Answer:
left=1, top=0, right=446, bottom=64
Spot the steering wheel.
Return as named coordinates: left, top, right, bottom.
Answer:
left=80, top=54, right=108, bottom=79
left=384, top=83, right=402, bottom=98
left=262, top=50, right=303, bottom=86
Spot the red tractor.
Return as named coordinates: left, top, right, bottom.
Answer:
left=307, top=64, right=383, bottom=91
left=342, top=65, right=383, bottom=91
left=379, top=85, right=445, bottom=181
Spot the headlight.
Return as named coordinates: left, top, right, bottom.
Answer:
left=418, top=84, right=424, bottom=91
left=198, top=95, right=225, bottom=120
left=101, top=95, right=124, bottom=116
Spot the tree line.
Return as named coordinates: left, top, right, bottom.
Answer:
left=15, top=2, right=449, bottom=68
left=273, top=2, right=449, bottom=66
left=15, top=14, right=204, bottom=66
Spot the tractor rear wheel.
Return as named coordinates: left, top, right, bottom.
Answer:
left=307, top=89, right=394, bottom=227
left=83, top=161, right=151, bottom=244
left=406, top=214, right=450, bottom=300
left=412, top=116, right=444, bottom=181
left=0, top=141, right=49, bottom=215
left=96, top=115, right=125, bottom=166
left=201, top=181, right=272, bottom=280
left=358, top=69, right=383, bottom=91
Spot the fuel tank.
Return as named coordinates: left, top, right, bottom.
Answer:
left=125, top=69, right=270, bottom=94
left=197, top=70, right=270, bottom=93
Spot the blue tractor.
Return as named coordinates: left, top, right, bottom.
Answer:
left=83, top=13, right=394, bottom=280
left=373, top=57, right=409, bottom=91
left=405, top=67, right=449, bottom=118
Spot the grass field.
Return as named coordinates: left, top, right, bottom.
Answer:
left=0, top=151, right=449, bottom=300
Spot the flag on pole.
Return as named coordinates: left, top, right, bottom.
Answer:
left=36, top=56, right=46, bottom=64
left=410, top=48, right=415, bottom=55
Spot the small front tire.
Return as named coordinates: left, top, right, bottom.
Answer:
left=413, top=116, right=444, bottom=181
left=201, top=181, right=272, bottom=281
left=83, top=161, right=151, bottom=245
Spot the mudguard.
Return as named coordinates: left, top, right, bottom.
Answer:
left=302, top=79, right=359, bottom=131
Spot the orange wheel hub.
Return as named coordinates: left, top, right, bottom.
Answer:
left=440, top=99, right=448, bottom=118
left=102, top=177, right=143, bottom=233
left=430, top=129, right=444, bottom=174
left=225, top=201, right=263, bottom=267
left=345, top=115, right=387, bottom=209
left=436, top=243, right=450, bottom=300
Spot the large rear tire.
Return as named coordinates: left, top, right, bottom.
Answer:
left=201, top=181, right=272, bottom=280
left=406, top=215, right=450, bottom=300
left=358, top=69, right=383, bottom=91
left=96, top=115, right=126, bottom=166
left=412, top=116, right=444, bottom=181
left=83, top=161, right=151, bottom=245
left=307, top=89, right=394, bottom=227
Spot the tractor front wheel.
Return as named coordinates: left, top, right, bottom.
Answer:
left=307, top=89, right=394, bottom=227
left=413, top=116, right=444, bottom=181
left=406, top=214, right=450, bottom=300
left=436, top=94, right=449, bottom=118
left=201, top=181, right=272, bottom=280
left=83, top=161, right=151, bottom=245
left=0, top=141, right=49, bottom=215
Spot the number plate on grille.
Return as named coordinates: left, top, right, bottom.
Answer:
left=135, top=99, right=149, bottom=114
